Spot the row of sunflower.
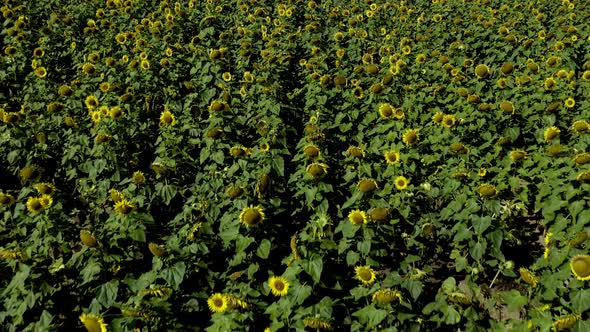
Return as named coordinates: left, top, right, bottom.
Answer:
left=1, top=0, right=590, bottom=331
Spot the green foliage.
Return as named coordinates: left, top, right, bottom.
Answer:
left=1, top=0, right=590, bottom=331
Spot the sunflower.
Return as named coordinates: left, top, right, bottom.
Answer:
left=114, top=199, right=134, bottom=215
left=544, top=127, right=560, bottom=142
left=26, top=197, right=43, bottom=213
left=572, top=120, right=589, bottom=133
left=478, top=168, right=487, bottom=177
left=570, top=255, right=590, bottom=280
left=80, top=230, right=98, bottom=247
left=0, top=193, right=15, bottom=206
left=259, top=142, right=270, bottom=153
left=355, top=266, right=376, bottom=286
left=477, top=184, right=497, bottom=198
left=268, top=276, right=289, bottom=296
left=474, top=64, right=490, bottom=78
left=565, top=98, right=575, bottom=109
left=140, top=60, right=150, bottom=70
left=372, top=288, right=403, bottom=304
left=303, top=145, right=320, bottom=158
left=574, top=153, right=590, bottom=165
left=500, top=101, right=514, bottom=114
left=510, top=150, right=527, bottom=161
left=34, top=183, right=56, bottom=195
left=519, top=267, right=538, bottom=287
left=148, top=243, right=166, bottom=257
left=402, top=129, right=419, bottom=146
left=39, top=195, right=53, bottom=208
left=207, top=293, right=228, bottom=313
left=348, top=209, right=367, bottom=225
left=239, top=205, right=265, bottom=227
left=378, top=103, right=394, bottom=119
left=394, top=176, right=408, bottom=190
left=442, top=114, right=457, bottom=128
left=544, top=77, right=557, bottom=90
left=303, top=317, right=332, bottom=330
left=85, top=95, right=99, bottom=110
left=347, top=146, right=365, bottom=159
left=306, top=163, right=328, bottom=179
left=222, top=72, right=232, bottom=81
left=384, top=151, right=400, bottom=165
left=357, top=178, right=378, bottom=193
left=35, top=67, right=47, bottom=78
left=79, top=313, right=108, bottom=332
left=432, top=112, right=444, bottom=125
left=109, top=106, right=123, bottom=119
left=552, top=314, right=581, bottom=332
left=159, top=110, right=176, bottom=127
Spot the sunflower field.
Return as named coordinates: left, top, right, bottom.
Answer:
left=1, top=0, right=590, bottom=331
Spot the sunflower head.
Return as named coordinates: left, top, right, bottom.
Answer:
left=348, top=209, right=367, bottom=225
left=573, top=153, right=590, bottom=165
left=500, top=101, right=514, bottom=114
left=268, top=276, right=290, bottom=296
left=384, top=150, right=400, bottom=165
left=474, top=64, right=490, bottom=78
left=571, top=255, right=590, bottom=281
left=132, top=171, right=145, bottom=185
left=307, top=163, right=328, bottom=179
left=114, top=199, right=134, bottom=215
left=226, top=185, right=244, bottom=199
left=0, top=192, right=15, bottom=206
left=347, top=146, right=365, bottom=159
left=369, top=208, right=389, bottom=222
left=477, top=184, right=497, bottom=198
left=207, top=293, right=228, bottom=313
left=303, top=145, right=320, bottom=158
left=303, top=317, right=333, bottom=330
left=544, top=127, right=560, bottom=142
left=148, top=243, right=166, bottom=257
left=79, top=313, right=108, bottom=332
left=80, top=230, right=98, bottom=247
left=378, top=103, right=395, bottom=119
left=519, top=267, right=538, bottom=287
left=357, top=178, right=378, bottom=193
left=26, top=197, right=43, bottom=213
left=372, top=288, right=403, bottom=304
left=239, top=205, right=265, bottom=227
left=159, top=110, right=176, bottom=127
left=500, top=63, right=514, bottom=75
left=572, top=120, right=589, bottom=133
left=565, top=98, right=575, bottom=109
left=402, top=129, right=419, bottom=146
left=552, top=314, right=581, bottom=332
left=510, top=150, right=527, bottom=162
left=394, top=176, right=408, bottom=190
left=355, top=266, right=376, bottom=286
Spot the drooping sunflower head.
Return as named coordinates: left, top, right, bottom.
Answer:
left=355, top=266, right=376, bottom=286
left=552, top=314, right=582, bottom=332
left=348, top=209, right=367, bottom=225
left=477, top=184, right=497, bottom=198
left=572, top=120, right=589, bottom=133
left=500, top=101, right=514, bottom=114
left=394, top=176, right=408, bottom=190
left=148, top=243, right=166, bottom=257
left=207, top=293, right=228, bottom=313
left=80, top=230, right=98, bottom=247
left=372, top=288, right=403, bottom=304
left=239, top=205, right=265, bottom=227
left=357, top=178, right=378, bottom=193
left=347, top=146, right=365, bottom=159
left=369, top=208, right=389, bottom=222
left=268, top=276, right=289, bottom=296
left=402, top=129, right=419, bottom=146
left=303, top=145, right=320, bottom=158
left=384, top=150, right=400, bottom=165
left=519, top=267, right=538, bottom=288
left=306, top=163, right=328, bottom=179
left=573, top=153, right=590, bottom=165
left=510, top=150, right=527, bottom=162
left=0, top=192, right=15, bottom=206
left=79, top=313, right=108, bottom=332
left=303, top=317, right=333, bottom=330
left=544, top=126, right=560, bottom=142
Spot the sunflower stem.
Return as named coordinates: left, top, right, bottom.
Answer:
left=488, top=269, right=501, bottom=289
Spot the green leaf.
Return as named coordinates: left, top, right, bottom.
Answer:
left=501, top=290, right=528, bottom=313
left=346, top=251, right=360, bottom=266
left=401, top=280, right=423, bottom=300
left=290, top=284, right=312, bottom=305
left=441, top=305, right=461, bottom=325
left=352, top=304, right=388, bottom=328
left=80, top=259, right=101, bottom=285
left=272, top=156, right=285, bottom=177
left=473, top=216, right=492, bottom=234
left=256, top=239, right=271, bottom=259
left=163, top=262, right=186, bottom=289
left=97, top=280, right=119, bottom=308
left=303, top=257, right=323, bottom=284
left=571, top=289, right=590, bottom=313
